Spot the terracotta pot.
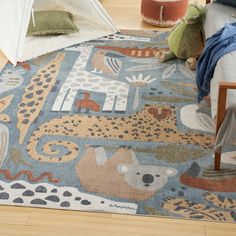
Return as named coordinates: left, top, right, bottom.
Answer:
left=141, top=0, right=188, bottom=27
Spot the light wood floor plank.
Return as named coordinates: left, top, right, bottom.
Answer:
left=112, top=214, right=236, bottom=234
left=112, top=213, right=236, bottom=228
left=26, top=212, right=205, bottom=236
left=0, top=224, right=154, bottom=236
left=0, top=207, right=29, bottom=226
left=0, top=50, right=7, bottom=72
left=101, top=0, right=205, bottom=30
left=101, top=0, right=169, bottom=30
left=205, top=226, right=236, bottom=236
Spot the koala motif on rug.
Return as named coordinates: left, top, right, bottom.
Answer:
left=76, top=146, right=177, bottom=201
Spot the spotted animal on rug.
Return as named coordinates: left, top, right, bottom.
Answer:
left=17, top=53, right=65, bottom=144
left=0, top=180, right=137, bottom=214
left=76, top=146, right=177, bottom=201
left=26, top=104, right=214, bottom=163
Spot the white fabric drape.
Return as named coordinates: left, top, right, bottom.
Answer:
left=0, top=0, right=118, bottom=64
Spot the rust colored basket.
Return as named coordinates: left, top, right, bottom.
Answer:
left=141, top=0, right=188, bottom=27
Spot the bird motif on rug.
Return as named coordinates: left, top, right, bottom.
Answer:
left=75, top=92, right=100, bottom=113
left=91, top=50, right=123, bottom=77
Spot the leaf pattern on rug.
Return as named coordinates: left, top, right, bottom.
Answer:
left=129, top=58, right=156, bottom=64
left=160, top=81, right=195, bottom=98
left=162, top=197, right=235, bottom=221
left=178, top=64, right=196, bottom=80
left=143, top=96, right=195, bottom=103
left=154, top=144, right=208, bottom=163
left=103, top=144, right=209, bottom=163
left=161, top=64, right=177, bottom=79
left=177, top=82, right=197, bottom=91
left=126, top=58, right=166, bottom=72
left=126, top=63, right=166, bottom=72
left=204, top=193, right=236, bottom=211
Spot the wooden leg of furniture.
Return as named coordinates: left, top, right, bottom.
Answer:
left=214, top=82, right=236, bottom=171
left=214, top=150, right=221, bottom=171
left=215, top=84, right=227, bottom=171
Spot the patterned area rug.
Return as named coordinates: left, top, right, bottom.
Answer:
left=0, top=30, right=236, bottom=222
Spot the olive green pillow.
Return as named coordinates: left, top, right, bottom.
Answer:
left=27, top=10, right=79, bottom=36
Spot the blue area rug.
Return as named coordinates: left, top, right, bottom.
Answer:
left=0, top=30, right=235, bottom=221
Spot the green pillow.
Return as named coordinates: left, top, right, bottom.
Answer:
left=27, top=10, right=79, bottom=36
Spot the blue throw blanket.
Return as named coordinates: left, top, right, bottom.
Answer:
left=196, top=22, right=236, bottom=102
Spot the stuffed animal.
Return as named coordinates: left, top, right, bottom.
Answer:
left=157, top=4, right=205, bottom=70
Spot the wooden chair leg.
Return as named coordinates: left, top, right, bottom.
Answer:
left=214, top=150, right=221, bottom=171
left=214, top=82, right=236, bottom=171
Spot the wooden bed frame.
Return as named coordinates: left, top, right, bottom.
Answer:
left=204, top=0, right=236, bottom=170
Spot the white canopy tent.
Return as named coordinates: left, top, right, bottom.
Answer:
left=0, top=0, right=118, bottom=65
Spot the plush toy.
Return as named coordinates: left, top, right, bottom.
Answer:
left=157, top=4, right=205, bottom=70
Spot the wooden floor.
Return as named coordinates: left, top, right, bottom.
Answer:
left=1, top=0, right=236, bottom=235
left=1, top=205, right=236, bottom=236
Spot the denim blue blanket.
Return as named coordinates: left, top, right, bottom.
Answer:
left=196, top=22, right=236, bottom=101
